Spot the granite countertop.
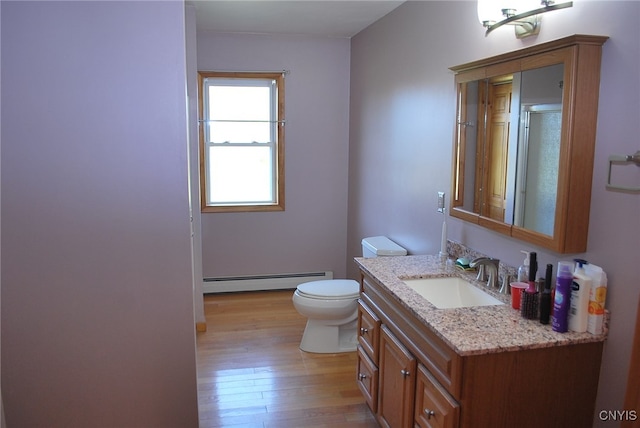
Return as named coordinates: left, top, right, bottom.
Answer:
left=354, top=254, right=607, bottom=357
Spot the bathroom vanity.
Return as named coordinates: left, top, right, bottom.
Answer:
left=355, top=255, right=606, bottom=428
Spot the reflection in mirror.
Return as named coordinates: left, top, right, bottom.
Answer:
left=515, top=103, right=561, bottom=235
left=514, top=64, right=564, bottom=236
left=454, top=63, right=564, bottom=238
left=450, top=35, right=608, bottom=254
left=454, top=80, right=480, bottom=214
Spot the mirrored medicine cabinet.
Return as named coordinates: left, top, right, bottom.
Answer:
left=449, top=34, right=608, bottom=254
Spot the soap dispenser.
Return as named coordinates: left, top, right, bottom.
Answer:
left=517, top=251, right=530, bottom=283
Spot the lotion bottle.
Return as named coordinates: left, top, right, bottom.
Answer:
left=568, top=260, right=592, bottom=333
left=552, top=261, right=573, bottom=333
left=585, top=263, right=607, bottom=335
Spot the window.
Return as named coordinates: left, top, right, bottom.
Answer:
left=198, top=71, right=285, bottom=212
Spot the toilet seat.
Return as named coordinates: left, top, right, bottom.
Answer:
left=296, top=280, right=359, bottom=300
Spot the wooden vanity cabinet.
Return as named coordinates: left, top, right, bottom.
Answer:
left=357, top=271, right=604, bottom=428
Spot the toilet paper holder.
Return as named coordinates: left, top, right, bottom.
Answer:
left=606, top=150, right=640, bottom=192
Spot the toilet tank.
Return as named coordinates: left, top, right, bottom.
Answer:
left=361, top=236, right=407, bottom=258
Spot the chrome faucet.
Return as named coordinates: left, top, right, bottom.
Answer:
left=469, top=257, right=500, bottom=289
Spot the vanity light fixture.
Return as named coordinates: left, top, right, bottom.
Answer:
left=478, top=0, right=573, bottom=38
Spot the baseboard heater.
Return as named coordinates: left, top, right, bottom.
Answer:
left=203, top=271, right=333, bottom=293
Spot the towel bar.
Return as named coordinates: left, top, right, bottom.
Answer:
left=606, top=150, right=640, bottom=192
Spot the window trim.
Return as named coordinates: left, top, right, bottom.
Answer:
left=198, top=71, right=285, bottom=213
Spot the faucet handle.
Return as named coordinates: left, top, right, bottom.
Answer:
left=499, top=274, right=513, bottom=295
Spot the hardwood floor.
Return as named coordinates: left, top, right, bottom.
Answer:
left=196, top=290, right=379, bottom=428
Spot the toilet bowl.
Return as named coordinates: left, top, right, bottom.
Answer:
left=292, top=279, right=360, bottom=353
left=292, top=236, right=407, bottom=353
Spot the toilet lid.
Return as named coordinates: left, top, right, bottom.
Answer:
left=296, top=280, right=359, bottom=299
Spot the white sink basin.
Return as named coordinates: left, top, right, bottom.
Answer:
left=402, top=277, right=504, bottom=309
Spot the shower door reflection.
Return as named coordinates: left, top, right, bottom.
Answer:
left=514, top=104, right=562, bottom=236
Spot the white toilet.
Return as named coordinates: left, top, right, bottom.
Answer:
left=292, top=236, right=407, bottom=353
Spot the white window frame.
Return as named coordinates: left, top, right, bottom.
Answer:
left=198, top=71, right=285, bottom=212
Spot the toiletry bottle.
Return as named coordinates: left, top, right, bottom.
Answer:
left=568, top=259, right=592, bottom=333
left=552, top=261, right=573, bottom=333
left=520, top=252, right=538, bottom=319
left=585, top=263, right=607, bottom=335
left=539, top=264, right=553, bottom=325
left=517, top=251, right=530, bottom=283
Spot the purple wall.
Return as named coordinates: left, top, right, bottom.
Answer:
left=348, top=1, right=640, bottom=424
left=196, top=32, right=351, bottom=279
left=1, top=2, right=199, bottom=426
left=3, top=1, right=636, bottom=425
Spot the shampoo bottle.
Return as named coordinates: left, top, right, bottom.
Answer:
left=539, top=264, right=553, bottom=325
left=552, top=261, right=573, bottom=333
left=568, top=260, right=592, bottom=333
left=585, top=263, right=607, bottom=335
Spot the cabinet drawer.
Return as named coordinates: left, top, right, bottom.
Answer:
left=415, top=364, right=459, bottom=428
left=356, top=346, right=379, bottom=413
left=358, top=300, right=381, bottom=363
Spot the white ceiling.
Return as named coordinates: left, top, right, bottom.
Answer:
left=190, top=1, right=406, bottom=38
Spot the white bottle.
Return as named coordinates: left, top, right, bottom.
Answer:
left=585, top=263, right=607, bottom=335
left=569, top=260, right=592, bottom=333
left=517, top=251, right=530, bottom=283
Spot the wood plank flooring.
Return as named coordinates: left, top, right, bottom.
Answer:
left=196, top=290, right=379, bottom=428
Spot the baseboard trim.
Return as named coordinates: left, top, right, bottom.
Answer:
left=203, top=271, right=333, bottom=293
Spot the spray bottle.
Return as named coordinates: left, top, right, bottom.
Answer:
left=552, top=261, right=573, bottom=333
left=539, top=264, right=553, bottom=325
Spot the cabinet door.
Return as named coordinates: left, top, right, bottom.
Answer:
left=378, top=325, right=416, bottom=428
left=358, top=300, right=381, bottom=363
left=357, top=346, right=379, bottom=413
left=415, top=364, right=460, bottom=428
